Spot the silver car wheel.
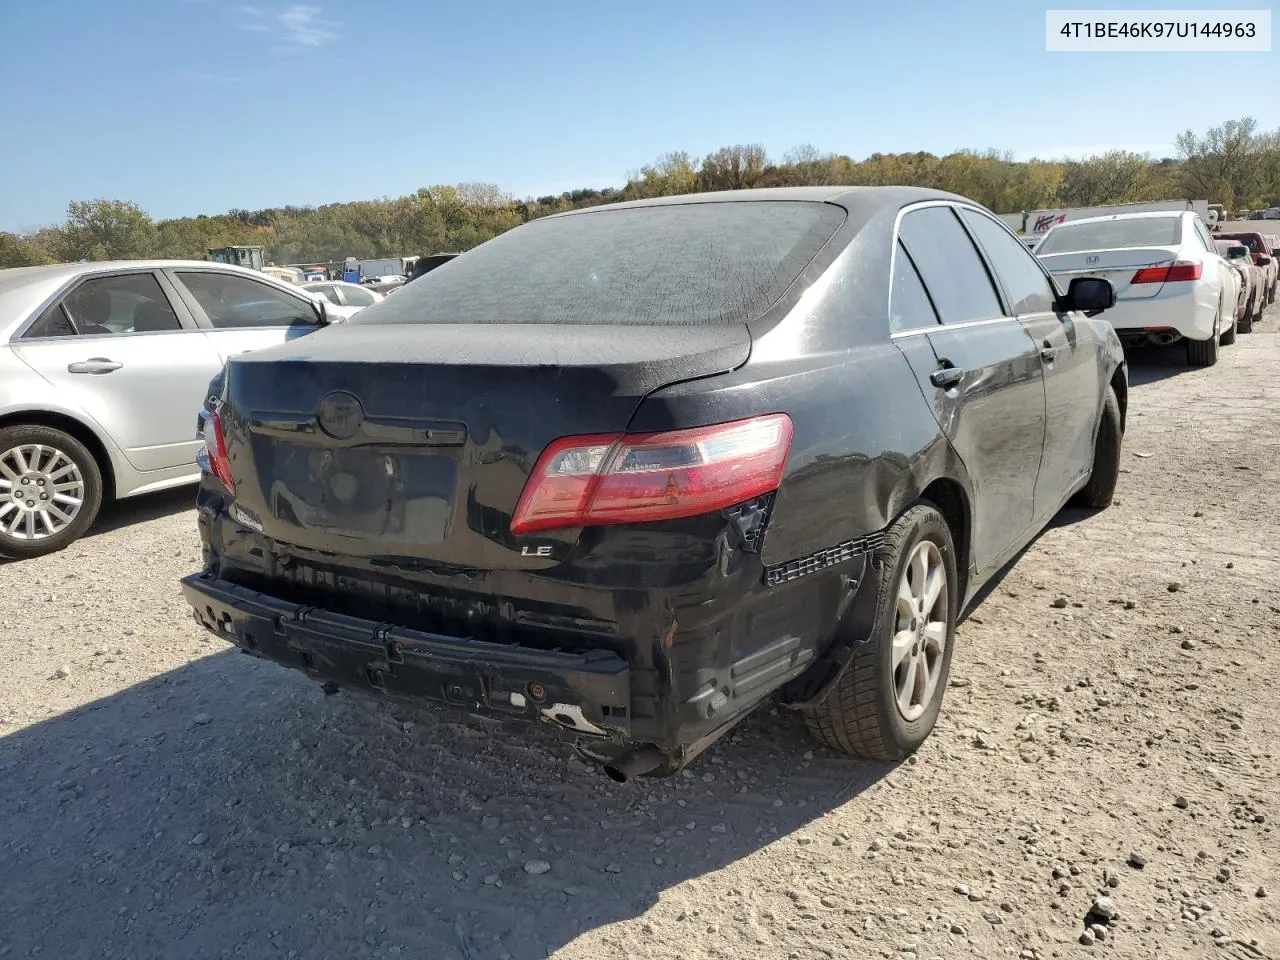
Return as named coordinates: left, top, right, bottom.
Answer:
left=0, top=444, right=86, bottom=541
left=891, top=540, right=949, bottom=722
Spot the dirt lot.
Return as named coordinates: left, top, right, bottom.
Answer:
left=2, top=308, right=1278, bottom=960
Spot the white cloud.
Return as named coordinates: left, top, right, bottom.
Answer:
left=277, top=4, right=336, bottom=47
left=236, top=4, right=336, bottom=49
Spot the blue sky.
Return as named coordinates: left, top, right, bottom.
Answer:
left=0, top=0, right=1276, bottom=230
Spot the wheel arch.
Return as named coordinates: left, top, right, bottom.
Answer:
left=1109, top=367, right=1128, bottom=434
left=916, top=476, right=972, bottom=603
left=0, top=410, right=117, bottom=500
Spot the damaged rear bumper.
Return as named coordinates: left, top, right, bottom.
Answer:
left=181, top=572, right=632, bottom=739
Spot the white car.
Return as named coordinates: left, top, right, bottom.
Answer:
left=1035, top=211, right=1239, bottom=367
left=299, top=280, right=383, bottom=319
left=0, top=260, right=334, bottom=558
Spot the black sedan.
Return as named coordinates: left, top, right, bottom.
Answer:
left=182, top=186, right=1126, bottom=781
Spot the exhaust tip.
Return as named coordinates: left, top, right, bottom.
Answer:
left=601, top=745, right=667, bottom=783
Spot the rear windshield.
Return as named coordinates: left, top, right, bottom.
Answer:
left=351, top=201, right=846, bottom=327
left=1036, top=217, right=1181, bottom=254
left=1223, top=234, right=1264, bottom=253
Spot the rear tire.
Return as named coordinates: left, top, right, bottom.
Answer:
left=1220, top=311, right=1238, bottom=346
left=0, top=425, right=103, bottom=560
left=1239, top=294, right=1255, bottom=334
left=1186, top=330, right=1219, bottom=367
left=802, top=503, right=957, bottom=762
left=1072, top=385, right=1122, bottom=510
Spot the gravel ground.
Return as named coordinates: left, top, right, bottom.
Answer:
left=2, top=306, right=1278, bottom=960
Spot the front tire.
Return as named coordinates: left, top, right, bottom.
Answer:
left=802, top=503, right=958, bottom=762
left=1073, top=385, right=1122, bottom=509
left=0, top=425, right=103, bottom=560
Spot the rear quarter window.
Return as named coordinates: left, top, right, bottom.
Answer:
left=352, top=201, right=847, bottom=327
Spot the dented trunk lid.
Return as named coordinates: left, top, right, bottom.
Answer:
left=216, top=322, right=750, bottom=565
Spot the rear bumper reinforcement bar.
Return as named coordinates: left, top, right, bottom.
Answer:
left=181, top=573, right=632, bottom=737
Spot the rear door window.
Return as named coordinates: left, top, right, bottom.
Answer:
left=24, top=273, right=181, bottom=338
left=354, top=201, right=847, bottom=327
left=899, top=207, right=1004, bottom=324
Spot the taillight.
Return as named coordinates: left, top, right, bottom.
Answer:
left=1130, top=261, right=1201, bottom=284
left=510, top=414, right=794, bottom=535
left=201, top=408, right=235, bottom=492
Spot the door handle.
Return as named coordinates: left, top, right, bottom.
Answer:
left=1040, top=338, right=1059, bottom=363
left=929, top=364, right=965, bottom=388
left=67, top=358, right=122, bottom=374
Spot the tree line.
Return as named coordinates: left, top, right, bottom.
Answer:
left=3, top=117, right=1279, bottom=270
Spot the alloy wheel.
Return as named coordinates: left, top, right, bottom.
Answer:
left=891, top=540, right=950, bottom=722
left=0, top=444, right=86, bottom=541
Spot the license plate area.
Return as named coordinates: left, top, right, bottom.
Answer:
left=262, top=440, right=458, bottom=541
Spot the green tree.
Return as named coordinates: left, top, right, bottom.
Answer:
left=1059, top=151, right=1155, bottom=206
left=60, top=199, right=157, bottom=261
left=1176, top=117, right=1267, bottom=208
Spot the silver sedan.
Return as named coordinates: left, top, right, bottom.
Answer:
left=299, top=280, right=383, bottom=319
left=0, top=260, right=333, bottom=558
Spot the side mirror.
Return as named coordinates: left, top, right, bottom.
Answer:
left=1259, top=255, right=1274, bottom=267
left=312, top=297, right=331, bottom=325
left=1272, top=247, right=1280, bottom=256
left=1227, top=245, right=1249, bottom=259
left=1062, top=276, right=1115, bottom=316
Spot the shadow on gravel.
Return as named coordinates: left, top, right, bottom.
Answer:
left=90, top=484, right=196, bottom=537
left=0, top=649, right=891, bottom=960
left=0, top=485, right=195, bottom=567
left=961, top=504, right=1100, bottom=619
left=1123, top=342, right=1201, bottom=386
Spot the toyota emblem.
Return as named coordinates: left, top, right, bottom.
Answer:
left=316, top=391, right=364, bottom=440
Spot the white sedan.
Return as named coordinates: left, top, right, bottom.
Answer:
left=299, top=280, right=383, bottom=320
left=0, top=260, right=335, bottom=558
left=1036, top=211, right=1239, bottom=366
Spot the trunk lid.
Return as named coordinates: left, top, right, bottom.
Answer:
left=1037, top=247, right=1180, bottom=301
left=217, top=322, right=750, bottom=565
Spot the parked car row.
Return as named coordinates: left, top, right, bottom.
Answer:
left=1034, top=212, right=1275, bottom=366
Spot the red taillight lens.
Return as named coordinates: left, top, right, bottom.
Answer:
left=510, top=414, right=794, bottom=535
left=1132, top=261, right=1201, bottom=284
left=202, top=409, right=235, bottom=492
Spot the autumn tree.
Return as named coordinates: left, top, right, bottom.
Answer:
left=60, top=199, right=157, bottom=261
left=698, top=144, right=768, bottom=191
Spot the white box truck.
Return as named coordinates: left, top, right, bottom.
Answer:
left=1026, top=200, right=1214, bottom=238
